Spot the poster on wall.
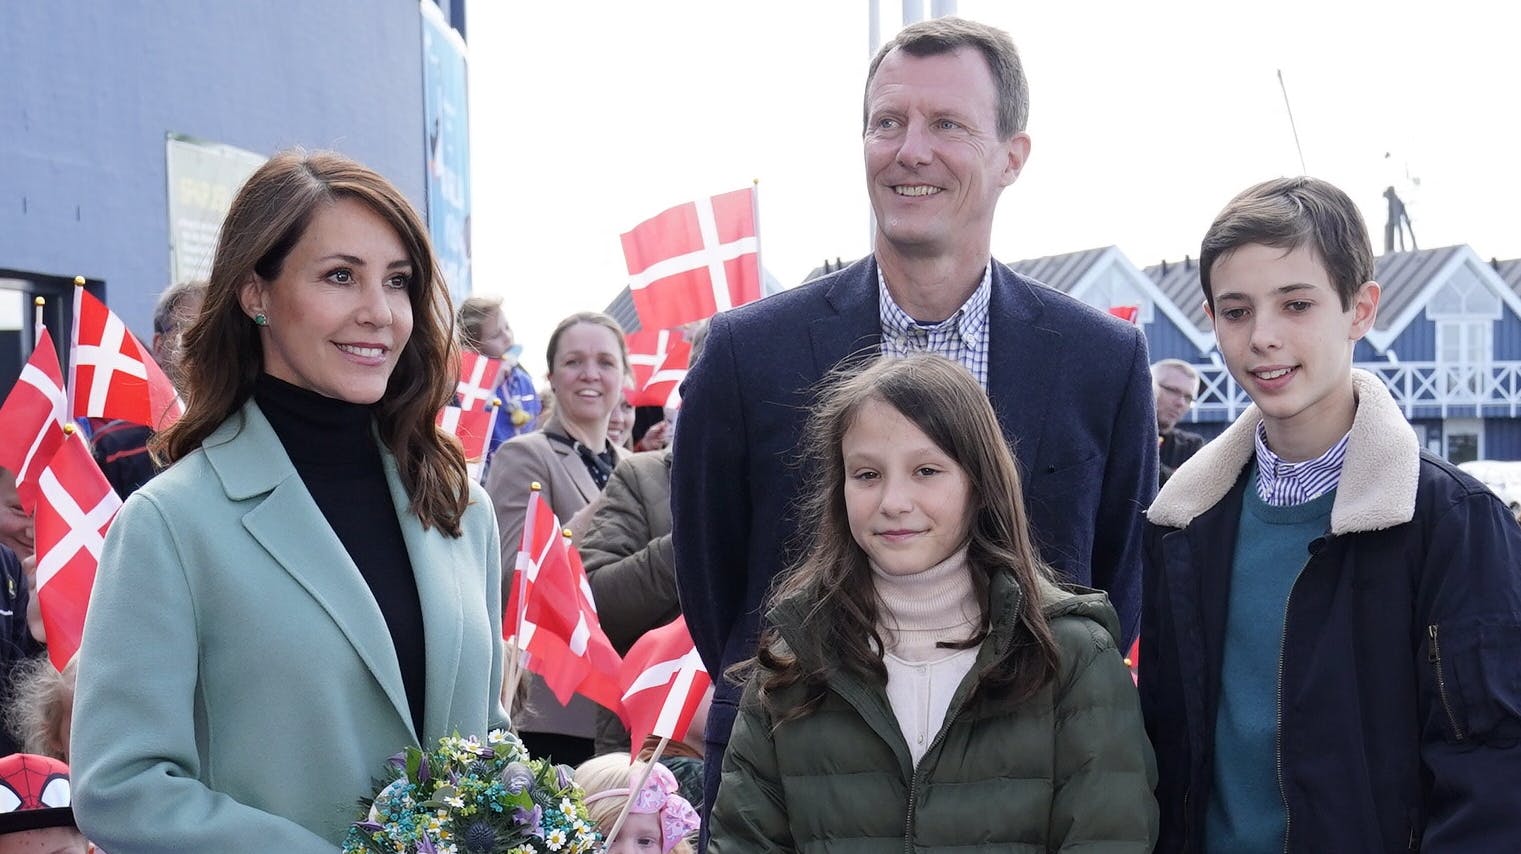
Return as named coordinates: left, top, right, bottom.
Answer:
left=420, top=0, right=472, bottom=305
left=165, top=135, right=266, bottom=284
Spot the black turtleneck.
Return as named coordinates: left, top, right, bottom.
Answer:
left=254, top=374, right=426, bottom=740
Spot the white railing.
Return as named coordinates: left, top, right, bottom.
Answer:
left=1188, top=361, right=1521, bottom=421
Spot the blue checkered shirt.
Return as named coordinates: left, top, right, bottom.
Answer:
left=1253, top=422, right=1349, bottom=506
left=877, top=264, right=991, bottom=389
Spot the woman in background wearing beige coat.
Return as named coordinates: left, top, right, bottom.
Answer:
left=485, top=310, right=629, bottom=766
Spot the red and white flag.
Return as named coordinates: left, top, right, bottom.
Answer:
left=621, top=187, right=760, bottom=330
left=33, top=430, right=121, bottom=671
left=618, top=616, right=711, bottom=749
left=1107, top=305, right=1140, bottom=324
left=624, top=329, right=691, bottom=408
left=70, top=288, right=182, bottom=431
left=0, top=329, right=69, bottom=511
left=436, top=404, right=499, bottom=482
left=508, top=493, right=624, bottom=714
left=456, top=351, right=503, bottom=411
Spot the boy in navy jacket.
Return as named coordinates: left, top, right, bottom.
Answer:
left=1139, top=176, right=1521, bottom=852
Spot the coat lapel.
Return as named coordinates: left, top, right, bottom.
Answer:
left=543, top=415, right=601, bottom=506
left=382, top=453, right=462, bottom=742
left=986, top=264, right=1060, bottom=472
left=205, top=402, right=415, bottom=741
left=809, top=257, right=883, bottom=378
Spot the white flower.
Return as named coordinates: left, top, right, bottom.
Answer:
left=545, top=828, right=568, bottom=850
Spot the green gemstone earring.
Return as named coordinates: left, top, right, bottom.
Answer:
left=253, top=313, right=269, bottom=327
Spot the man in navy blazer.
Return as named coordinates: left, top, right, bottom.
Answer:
left=672, top=17, right=1156, bottom=829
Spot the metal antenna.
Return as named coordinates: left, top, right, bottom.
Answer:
left=1277, top=69, right=1308, bottom=174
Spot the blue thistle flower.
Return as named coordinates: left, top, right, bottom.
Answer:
left=462, top=821, right=496, bottom=852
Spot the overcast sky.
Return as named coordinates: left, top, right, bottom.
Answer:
left=468, top=0, right=1521, bottom=376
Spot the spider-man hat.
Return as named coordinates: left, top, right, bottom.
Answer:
left=0, top=754, right=76, bottom=834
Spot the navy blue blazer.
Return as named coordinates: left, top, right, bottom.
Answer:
left=672, top=256, right=1156, bottom=734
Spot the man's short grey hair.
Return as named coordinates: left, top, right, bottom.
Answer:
left=1150, top=358, right=1200, bottom=385
left=153, top=280, right=208, bottom=335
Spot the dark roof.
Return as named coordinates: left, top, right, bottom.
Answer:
left=1492, top=257, right=1521, bottom=297
left=1372, top=246, right=1465, bottom=331
left=604, top=287, right=640, bottom=333
left=1007, top=247, right=1113, bottom=294
left=1142, top=257, right=1207, bottom=332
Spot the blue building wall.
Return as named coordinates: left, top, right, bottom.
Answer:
left=1379, top=314, right=1436, bottom=361
left=1495, top=304, right=1521, bottom=361
left=1141, top=313, right=1210, bottom=363
left=1487, top=418, right=1521, bottom=460
left=0, top=3, right=445, bottom=339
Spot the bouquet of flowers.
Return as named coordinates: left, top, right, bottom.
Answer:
left=343, top=729, right=601, bottom=854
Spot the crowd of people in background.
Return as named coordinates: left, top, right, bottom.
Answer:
left=0, top=14, right=1517, bottom=854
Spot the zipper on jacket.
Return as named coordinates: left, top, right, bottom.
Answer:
left=1427, top=625, right=1465, bottom=742
left=1275, top=552, right=1314, bottom=854
left=902, top=697, right=962, bottom=854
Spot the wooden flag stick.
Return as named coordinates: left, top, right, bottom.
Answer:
left=600, top=737, right=670, bottom=854
left=33, top=297, right=45, bottom=347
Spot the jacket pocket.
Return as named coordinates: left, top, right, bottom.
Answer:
left=1428, top=621, right=1521, bottom=745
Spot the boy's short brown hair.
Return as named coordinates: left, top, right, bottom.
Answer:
left=1199, top=176, right=1374, bottom=311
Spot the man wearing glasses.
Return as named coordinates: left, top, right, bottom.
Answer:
left=1153, top=359, right=1204, bottom=486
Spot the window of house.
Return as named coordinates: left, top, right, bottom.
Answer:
left=1428, top=264, right=1500, bottom=401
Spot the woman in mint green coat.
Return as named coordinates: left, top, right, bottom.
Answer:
left=70, top=151, right=507, bottom=852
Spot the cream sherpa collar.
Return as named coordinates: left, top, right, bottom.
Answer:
left=1147, top=369, right=1420, bottom=535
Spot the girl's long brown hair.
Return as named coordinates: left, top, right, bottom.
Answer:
left=737, top=353, right=1061, bottom=723
left=153, top=149, right=470, bottom=535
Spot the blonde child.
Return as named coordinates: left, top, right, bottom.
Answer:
left=575, top=753, right=698, bottom=854
left=708, top=354, right=1157, bottom=850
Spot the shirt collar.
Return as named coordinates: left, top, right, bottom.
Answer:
left=1253, top=421, right=1351, bottom=505
left=877, top=263, right=991, bottom=348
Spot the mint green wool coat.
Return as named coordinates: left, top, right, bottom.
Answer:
left=71, top=402, right=508, bottom=852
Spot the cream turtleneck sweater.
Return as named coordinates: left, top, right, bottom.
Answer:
left=872, top=545, right=981, bottom=765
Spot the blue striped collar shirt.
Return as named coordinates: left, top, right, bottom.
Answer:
left=877, top=263, right=992, bottom=390
left=1252, top=422, right=1350, bottom=507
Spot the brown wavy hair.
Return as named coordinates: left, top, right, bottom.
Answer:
left=738, top=354, right=1061, bottom=723
left=152, top=149, right=470, bottom=535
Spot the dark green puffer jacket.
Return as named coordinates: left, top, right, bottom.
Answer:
left=708, top=571, right=1157, bottom=853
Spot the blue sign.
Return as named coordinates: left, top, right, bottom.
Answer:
left=420, top=1, right=472, bottom=305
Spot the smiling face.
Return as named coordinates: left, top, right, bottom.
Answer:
left=1207, top=242, right=1379, bottom=461
left=843, top=397, right=974, bottom=577
left=606, top=390, right=636, bottom=448
left=863, top=47, right=1029, bottom=263
left=547, top=322, right=625, bottom=435
left=240, top=196, right=415, bottom=404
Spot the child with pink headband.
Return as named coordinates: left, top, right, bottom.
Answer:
left=576, top=753, right=699, bottom=854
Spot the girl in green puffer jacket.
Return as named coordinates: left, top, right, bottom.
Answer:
left=708, top=354, right=1157, bottom=853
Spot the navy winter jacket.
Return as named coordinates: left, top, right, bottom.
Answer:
left=1140, top=371, right=1521, bottom=853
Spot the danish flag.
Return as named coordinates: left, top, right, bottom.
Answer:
left=455, top=351, right=503, bottom=411
left=624, top=329, right=691, bottom=408
left=70, top=288, right=182, bottom=431
left=507, top=493, right=623, bottom=714
left=1107, top=305, right=1140, bottom=324
left=436, top=404, right=499, bottom=482
left=0, top=329, right=68, bottom=511
left=618, top=616, right=711, bottom=749
left=621, top=186, right=760, bottom=330
left=33, top=429, right=121, bottom=671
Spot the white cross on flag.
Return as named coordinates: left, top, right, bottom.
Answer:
left=70, top=288, right=182, bottom=431
left=34, top=429, right=121, bottom=671
left=507, top=492, right=624, bottom=715
left=621, top=186, right=761, bottom=330
left=0, top=329, right=68, bottom=512
left=617, top=616, right=711, bottom=749
left=624, top=329, right=692, bottom=408
left=455, top=351, right=503, bottom=411
left=435, top=404, right=499, bottom=482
